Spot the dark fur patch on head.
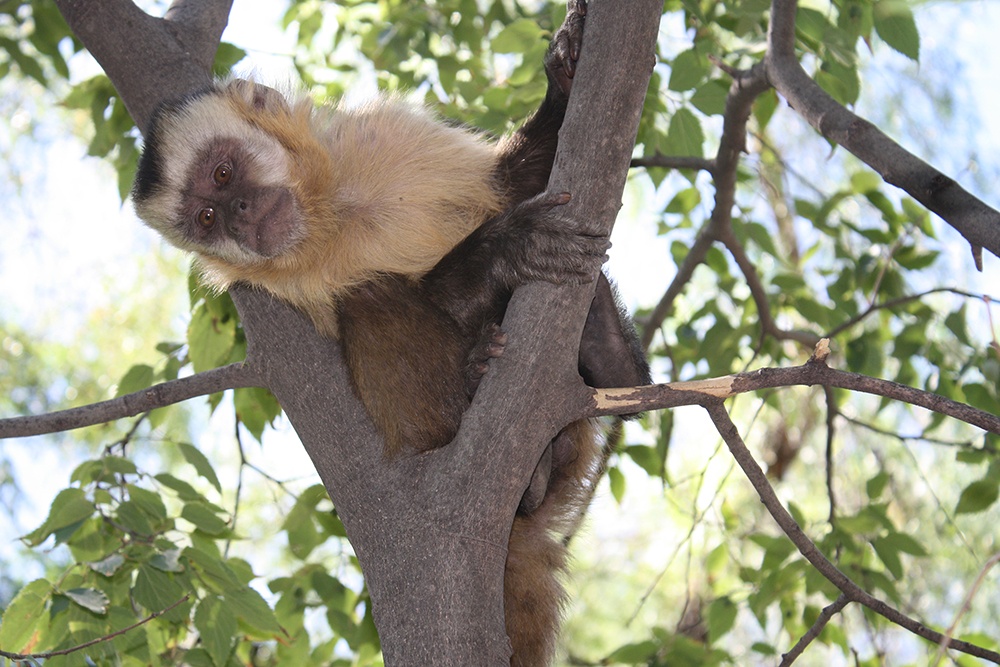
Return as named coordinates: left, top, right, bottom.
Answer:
left=131, top=86, right=218, bottom=204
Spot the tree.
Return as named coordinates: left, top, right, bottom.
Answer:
left=1, top=0, right=998, bottom=665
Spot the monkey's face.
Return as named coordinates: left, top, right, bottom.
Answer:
left=133, top=83, right=306, bottom=266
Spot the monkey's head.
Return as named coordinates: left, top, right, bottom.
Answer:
left=132, top=80, right=307, bottom=267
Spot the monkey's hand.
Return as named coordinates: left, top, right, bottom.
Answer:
left=544, top=0, right=586, bottom=97
left=490, top=191, right=609, bottom=287
left=423, top=191, right=607, bottom=336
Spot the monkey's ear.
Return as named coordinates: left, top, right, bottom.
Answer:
left=226, top=79, right=291, bottom=116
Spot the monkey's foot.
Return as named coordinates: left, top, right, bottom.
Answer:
left=465, top=323, right=507, bottom=398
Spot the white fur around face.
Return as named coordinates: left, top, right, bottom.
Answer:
left=135, top=89, right=291, bottom=253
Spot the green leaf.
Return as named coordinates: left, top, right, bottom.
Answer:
left=607, top=466, right=625, bottom=504
left=816, top=59, right=860, bottom=106
left=195, top=596, right=238, bottom=667
left=64, top=587, right=110, bottom=614
left=188, top=302, right=237, bottom=373
left=71, top=456, right=138, bottom=484
left=224, top=586, right=283, bottom=634
left=22, top=488, right=95, bottom=546
left=0, top=36, right=47, bottom=84
left=116, top=500, right=155, bottom=536
left=127, top=484, right=168, bottom=521
left=955, top=479, right=999, bottom=514
left=133, top=565, right=187, bottom=619
left=608, top=640, right=660, bottom=662
left=178, top=443, right=223, bottom=493
left=665, top=187, right=701, bottom=214
left=668, top=49, right=709, bottom=92
left=155, top=473, right=209, bottom=502
left=752, top=642, right=777, bottom=655
left=625, top=445, right=663, bottom=477
left=88, top=553, right=126, bottom=577
left=234, top=386, right=281, bottom=442
left=213, top=42, right=247, bottom=76
left=882, top=532, right=928, bottom=557
left=663, top=107, right=704, bottom=158
left=491, top=19, right=543, bottom=54
left=866, top=471, right=889, bottom=500
left=0, top=579, right=52, bottom=652
left=706, top=596, right=738, bottom=639
left=690, top=79, right=729, bottom=116
left=945, top=307, right=970, bottom=346
left=182, top=501, right=230, bottom=535
left=871, top=537, right=903, bottom=578
left=962, top=383, right=997, bottom=413
left=283, top=497, right=324, bottom=561
left=706, top=543, right=728, bottom=576
left=115, top=364, right=156, bottom=397
left=151, top=547, right=184, bottom=573
left=873, top=0, right=919, bottom=61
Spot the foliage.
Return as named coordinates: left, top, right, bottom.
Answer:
left=1, top=0, right=998, bottom=665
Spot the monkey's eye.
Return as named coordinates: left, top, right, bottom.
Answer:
left=213, top=163, right=232, bottom=186
left=197, top=208, right=216, bottom=228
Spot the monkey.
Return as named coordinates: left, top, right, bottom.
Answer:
left=132, top=2, right=649, bottom=664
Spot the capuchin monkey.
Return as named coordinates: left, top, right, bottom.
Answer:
left=132, top=2, right=649, bottom=664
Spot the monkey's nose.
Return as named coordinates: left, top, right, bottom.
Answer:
left=231, top=199, right=249, bottom=214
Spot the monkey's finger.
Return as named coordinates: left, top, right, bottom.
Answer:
left=531, top=191, right=572, bottom=208
left=565, top=0, right=587, bottom=66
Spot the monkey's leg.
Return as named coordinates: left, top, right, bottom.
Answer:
left=578, top=274, right=651, bottom=401
left=337, top=277, right=470, bottom=454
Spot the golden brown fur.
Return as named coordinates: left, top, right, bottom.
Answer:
left=199, top=86, right=503, bottom=336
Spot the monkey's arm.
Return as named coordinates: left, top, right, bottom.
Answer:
left=493, top=0, right=586, bottom=204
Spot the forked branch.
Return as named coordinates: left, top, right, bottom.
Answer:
left=765, top=0, right=1000, bottom=268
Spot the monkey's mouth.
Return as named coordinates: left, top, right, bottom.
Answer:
left=244, top=188, right=302, bottom=259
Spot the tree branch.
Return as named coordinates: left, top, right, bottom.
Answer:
left=630, top=154, right=715, bottom=173
left=591, top=346, right=1000, bottom=437
left=0, top=364, right=259, bottom=439
left=764, top=0, right=1000, bottom=269
left=639, top=64, right=788, bottom=350
left=704, top=402, right=1000, bottom=664
left=54, top=0, right=229, bottom=132
left=0, top=595, right=190, bottom=662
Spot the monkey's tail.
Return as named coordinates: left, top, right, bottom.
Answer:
left=504, top=419, right=603, bottom=667
left=505, top=513, right=567, bottom=667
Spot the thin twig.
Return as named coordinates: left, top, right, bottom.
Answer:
left=630, top=154, right=715, bottom=173
left=823, top=385, right=837, bottom=525
left=931, top=551, right=1000, bottom=667
left=826, top=287, right=989, bottom=339
left=0, top=595, right=190, bottom=661
left=592, top=353, right=1000, bottom=436
left=0, top=363, right=260, bottom=439
left=779, top=594, right=850, bottom=666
